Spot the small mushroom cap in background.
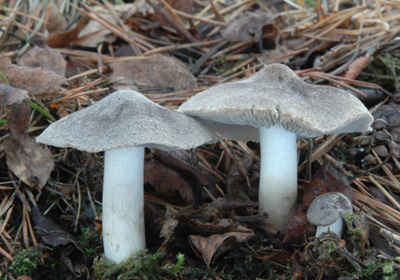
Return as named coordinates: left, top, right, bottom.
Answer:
left=307, top=192, right=353, bottom=226
left=178, top=63, right=374, bottom=142
left=36, top=90, right=217, bottom=152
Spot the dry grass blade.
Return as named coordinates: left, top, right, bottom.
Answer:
left=354, top=192, right=400, bottom=222
left=0, top=245, right=13, bottom=262
left=298, top=134, right=345, bottom=172
left=369, top=175, right=400, bottom=212
left=371, top=149, right=400, bottom=191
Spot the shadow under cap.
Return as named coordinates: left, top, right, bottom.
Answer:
left=36, top=90, right=217, bottom=153
left=178, top=63, right=374, bottom=141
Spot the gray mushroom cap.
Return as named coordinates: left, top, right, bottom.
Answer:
left=36, top=90, right=217, bottom=152
left=307, top=192, right=353, bottom=226
left=178, top=63, right=374, bottom=141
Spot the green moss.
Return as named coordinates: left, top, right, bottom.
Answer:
left=93, top=250, right=185, bottom=280
left=10, top=247, right=43, bottom=276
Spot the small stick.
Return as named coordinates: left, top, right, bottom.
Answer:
left=144, top=38, right=225, bottom=56
left=369, top=175, right=400, bottom=212
left=0, top=245, right=13, bottom=261
left=23, top=205, right=29, bottom=248
left=371, top=149, right=400, bottom=190
left=173, top=9, right=227, bottom=27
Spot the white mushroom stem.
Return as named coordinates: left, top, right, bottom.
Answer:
left=102, top=146, right=145, bottom=264
left=259, top=126, right=298, bottom=230
left=316, top=217, right=343, bottom=238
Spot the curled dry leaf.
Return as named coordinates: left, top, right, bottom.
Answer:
left=166, top=0, right=193, bottom=14
left=18, top=46, right=67, bottom=76
left=145, top=159, right=199, bottom=205
left=0, top=58, right=66, bottom=96
left=111, top=54, right=197, bottom=93
left=0, top=83, right=29, bottom=107
left=4, top=101, right=53, bottom=191
left=44, top=0, right=68, bottom=33
left=221, top=12, right=275, bottom=42
left=189, top=224, right=254, bottom=268
left=31, top=206, right=86, bottom=258
left=145, top=149, right=215, bottom=206
left=45, top=16, right=91, bottom=48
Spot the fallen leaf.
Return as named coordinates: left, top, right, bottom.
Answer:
left=110, top=54, right=197, bottom=93
left=17, top=276, right=32, bottom=280
left=45, top=16, right=91, bottom=48
left=146, top=0, right=197, bottom=42
left=187, top=218, right=251, bottom=235
left=221, top=12, right=275, bottom=42
left=145, top=159, right=198, bottom=205
left=72, top=29, right=115, bottom=48
left=208, top=197, right=258, bottom=211
left=0, top=58, right=66, bottom=96
left=189, top=228, right=253, bottom=267
left=44, top=0, right=68, bottom=32
left=166, top=0, right=193, bottom=14
left=0, top=84, right=29, bottom=107
left=31, top=206, right=85, bottom=258
left=258, top=45, right=292, bottom=64
left=18, top=46, right=67, bottom=76
left=4, top=101, right=53, bottom=191
left=226, top=152, right=254, bottom=201
left=144, top=149, right=216, bottom=206
left=60, top=255, right=88, bottom=278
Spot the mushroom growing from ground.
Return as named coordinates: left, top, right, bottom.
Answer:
left=307, top=192, right=353, bottom=238
left=178, top=63, right=373, bottom=230
left=36, top=90, right=217, bottom=264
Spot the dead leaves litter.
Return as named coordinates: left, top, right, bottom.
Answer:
left=4, top=101, right=53, bottom=192
left=0, top=58, right=66, bottom=96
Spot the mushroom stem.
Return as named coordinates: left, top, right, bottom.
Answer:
left=259, top=126, right=297, bottom=230
left=102, top=146, right=145, bottom=264
left=316, top=217, right=343, bottom=238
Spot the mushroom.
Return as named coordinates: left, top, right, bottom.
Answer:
left=307, top=192, right=353, bottom=238
left=36, top=90, right=217, bottom=264
left=178, top=63, right=373, bottom=230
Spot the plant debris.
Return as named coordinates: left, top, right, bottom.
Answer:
left=1, top=0, right=400, bottom=279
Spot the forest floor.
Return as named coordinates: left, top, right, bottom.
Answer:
left=1, top=0, right=400, bottom=279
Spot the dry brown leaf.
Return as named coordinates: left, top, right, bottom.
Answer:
left=18, top=46, right=67, bottom=76
left=189, top=227, right=253, bottom=267
left=45, top=16, right=91, bottom=48
left=166, top=0, right=192, bottom=13
left=221, top=12, right=275, bottom=42
left=44, top=0, right=68, bottom=33
left=258, top=45, right=292, bottom=64
left=110, top=54, right=197, bottom=93
left=72, top=29, right=115, bottom=48
left=31, top=206, right=86, bottom=260
left=17, top=276, right=32, bottom=280
left=0, top=57, right=66, bottom=96
left=4, top=102, right=53, bottom=191
left=0, top=83, right=29, bottom=107
left=146, top=0, right=197, bottom=42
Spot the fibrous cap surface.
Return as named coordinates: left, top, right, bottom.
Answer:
left=178, top=63, right=373, bottom=141
left=37, top=90, right=217, bottom=152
